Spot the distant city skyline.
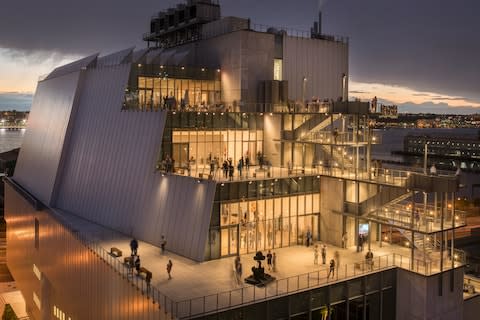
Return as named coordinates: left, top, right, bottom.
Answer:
left=1, top=0, right=479, bottom=114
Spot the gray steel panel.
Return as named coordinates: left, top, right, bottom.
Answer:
left=52, top=64, right=214, bottom=261
left=44, top=54, right=98, bottom=81
left=14, top=71, right=83, bottom=204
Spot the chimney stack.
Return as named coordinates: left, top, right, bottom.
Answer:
left=318, top=11, right=322, bottom=35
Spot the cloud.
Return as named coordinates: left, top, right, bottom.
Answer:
left=350, top=80, right=480, bottom=112
left=350, top=90, right=367, bottom=94
left=0, top=0, right=479, bottom=106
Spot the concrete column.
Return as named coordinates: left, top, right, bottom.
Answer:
left=411, top=190, right=415, bottom=270
left=451, top=192, right=455, bottom=269
left=440, top=192, right=444, bottom=273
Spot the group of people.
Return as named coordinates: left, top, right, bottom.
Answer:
left=313, top=244, right=340, bottom=279
left=128, top=236, right=173, bottom=282
left=160, top=154, right=175, bottom=173
left=129, top=238, right=142, bottom=276
left=357, top=233, right=367, bottom=252
left=221, top=156, right=251, bottom=180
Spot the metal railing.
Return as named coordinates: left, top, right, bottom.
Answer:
left=250, top=23, right=349, bottom=44
left=301, top=130, right=382, bottom=145
left=159, top=164, right=415, bottom=188
left=173, top=251, right=465, bottom=319
left=71, top=232, right=177, bottom=318
left=379, top=203, right=468, bottom=231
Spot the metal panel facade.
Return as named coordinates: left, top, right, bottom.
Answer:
left=13, top=71, right=83, bottom=205
left=283, top=36, right=348, bottom=102
left=53, top=64, right=215, bottom=261
left=4, top=183, right=164, bottom=320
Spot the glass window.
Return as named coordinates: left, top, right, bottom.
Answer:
left=274, top=59, right=283, bottom=81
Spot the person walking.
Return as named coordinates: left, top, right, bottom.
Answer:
left=160, top=235, right=167, bottom=254
left=341, top=232, right=348, bottom=249
left=334, top=250, right=340, bottom=275
left=327, top=258, right=335, bottom=279
left=365, top=250, right=374, bottom=270
left=267, top=250, right=273, bottom=271
left=233, top=256, right=241, bottom=284
left=415, top=209, right=420, bottom=228
left=237, top=260, right=243, bottom=284
left=314, top=245, right=319, bottom=265
left=167, top=259, right=173, bottom=280
left=321, top=244, right=327, bottom=264
left=130, top=238, right=139, bottom=256
left=306, top=229, right=312, bottom=247
left=272, top=252, right=277, bottom=272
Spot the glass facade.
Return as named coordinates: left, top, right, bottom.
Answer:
left=124, top=64, right=221, bottom=111
left=160, top=112, right=265, bottom=172
left=205, top=176, right=322, bottom=259
left=217, top=194, right=320, bottom=257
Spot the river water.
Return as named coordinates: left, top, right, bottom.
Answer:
left=372, top=127, right=480, bottom=162
left=0, top=129, right=25, bottom=153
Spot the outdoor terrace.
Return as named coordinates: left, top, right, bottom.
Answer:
left=54, top=209, right=466, bottom=319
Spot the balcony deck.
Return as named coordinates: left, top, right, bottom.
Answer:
left=165, top=164, right=416, bottom=189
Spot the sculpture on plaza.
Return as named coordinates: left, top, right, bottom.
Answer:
left=244, top=251, right=275, bottom=287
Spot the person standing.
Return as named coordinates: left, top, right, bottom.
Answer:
left=306, top=229, right=312, bottom=247
left=130, top=238, right=139, bottom=256
left=357, top=234, right=363, bottom=252
left=134, top=255, right=141, bottom=275
left=327, top=258, right=335, bottom=279
left=237, top=158, right=243, bottom=178
left=223, top=160, right=228, bottom=179
left=321, top=244, right=327, bottom=264
left=228, top=163, right=234, bottom=181
left=313, top=245, right=319, bottom=265
left=267, top=250, right=273, bottom=271
left=166, top=259, right=173, bottom=280
left=161, top=235, right=167, bottom=254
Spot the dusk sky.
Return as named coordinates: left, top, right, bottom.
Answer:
left=0, top=0, right=479, bottom=113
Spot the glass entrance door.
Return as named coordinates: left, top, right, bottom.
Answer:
left=221, top=226, right=238, bottom=257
